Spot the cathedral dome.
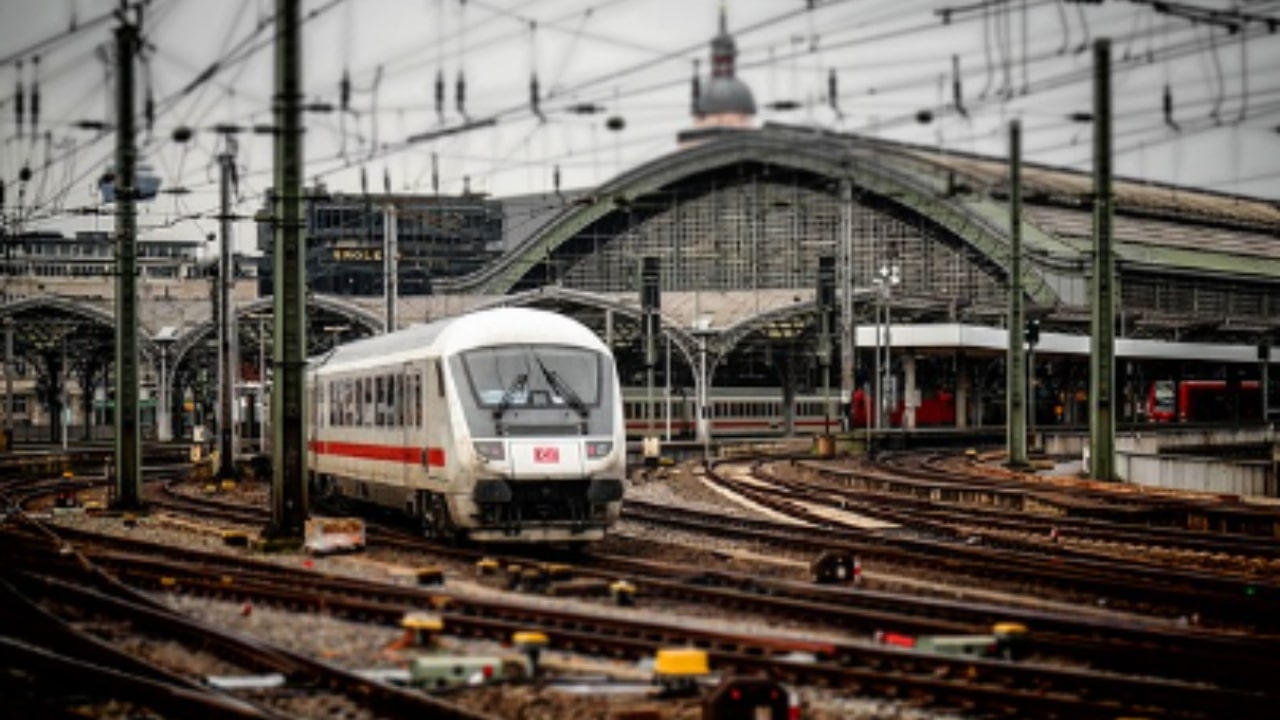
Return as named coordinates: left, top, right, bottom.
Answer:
left=696, top=75, right=756, bottom=117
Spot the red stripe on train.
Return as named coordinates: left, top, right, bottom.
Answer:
left=309, top=440, right=446, bottom=467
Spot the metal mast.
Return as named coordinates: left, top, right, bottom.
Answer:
left=113, top=2, right=142, bottom=509
left=268, top=0, right=307, bottom=540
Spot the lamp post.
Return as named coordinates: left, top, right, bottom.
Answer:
left=3, top=316, right=13, bottom=453
left=154, top=334, right=175, bottom=442
left=691, top=316, right=714, bottom=464
left=872, top=263, right=900, bottom=430
left=60, top=333, right=68, bottom=452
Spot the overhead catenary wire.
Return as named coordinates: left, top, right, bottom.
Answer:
left=8, top=0, right=1280, bottom=228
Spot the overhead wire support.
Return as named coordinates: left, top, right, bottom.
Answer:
left=267, top=0, right=308, bottom=543
left=112, top=0, right=143, bottom=510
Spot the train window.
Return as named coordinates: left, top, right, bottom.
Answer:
left=461, top=345, right=601, bottom=408
left=435, top=361, right=445, bottom=399
left=364, top=378, right=375, bottom=426
left=415, top=372, right=425, bottom=427
left=354, top=379, right=363, bottom=425
left=394, top=374, right=404, bottom=427
left=381, top=375, right=391, bottom=427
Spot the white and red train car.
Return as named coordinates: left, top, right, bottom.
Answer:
left=307, top=307, right=626, bottom=543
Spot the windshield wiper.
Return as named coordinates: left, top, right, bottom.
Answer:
left=531, top=352, right=588, bottom=418
left=494, top=372, right=528, bottom=420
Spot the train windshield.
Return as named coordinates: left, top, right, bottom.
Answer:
left=462, top=345, right=602, bottom=409
left=1152, top=381, right=1175, bottom=412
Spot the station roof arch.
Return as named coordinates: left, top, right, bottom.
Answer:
left=437, top=126, right=1063, bottom=306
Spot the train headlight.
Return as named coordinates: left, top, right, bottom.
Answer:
left=473, top=441, right=506, bottom=462
left=586, top=441, right=613, bottom=459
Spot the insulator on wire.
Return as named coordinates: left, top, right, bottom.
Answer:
left=145, top=87, right=155, bottom=136
left=691, top=59, right=701, bottom=114
left=828, top=68, right=843, bottom=118
left=360, top=166, right=368, bottom=195
left=952, top=55, right=968, bottom=118
left=1163, top=84, right=1180, bottom=132
left=455, top=71, right=466, bottom=118
left=431, top=152, right=439, bottom=195
left=383, top=168, right=391, bottom=195
left=340, top=68, right=351, bottom=112
left=30, top=55, right=40, bottom=137
left=530, top=74, right=543, bottom=121
left=15, top=60, right=24, bottom=140
left=553, top=165, right=561, bottom=196
left=434, top=69, right=445, bottom=121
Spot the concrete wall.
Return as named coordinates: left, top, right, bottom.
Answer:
left=1116, top=453, right=1277, bottom=497
left=1046, top=427, right=1279, bottom=498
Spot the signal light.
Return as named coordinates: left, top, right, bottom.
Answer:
left=1024, top=319, right=1041, bottom=346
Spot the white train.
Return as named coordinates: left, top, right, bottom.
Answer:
left=307, top=307, right=626, bottom=543
left=622, top=387, right=843, bottom=439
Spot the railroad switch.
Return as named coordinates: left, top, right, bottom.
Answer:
left=545, top=579, right=611, bottom=597
left=703, top=676, right=790, bottom=720
left=543, top=563, right=573, bottom=582
left=512, top=631, right=548, bottom=677
left=401, top=612, right=445, bottom=647
left=475, top=558, right=500, bottom=576
left=202, top=482, right=219, bottom=495
left=410, top=655, right=510, bottom=689
left=610, top=580, right=637, bottom=606
left=222, top=530, right=250, bottom=548
left=53, top=490, right=80, bottom=511
left=993, top=622, right=1029, bottom=660
left=220, top=479, right=238, bottom=493
left=415, top=566, right=445, bottom=586
left=504, top=564, right=524, bottom=590
left=519, top=567, right=548, bottom=593
left=122, top=512, right=138, bottom=528
left=810, top=550, right=856, bottom=584
left=653, top=647, right=710, bottom=697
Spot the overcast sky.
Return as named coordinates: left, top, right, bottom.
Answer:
left=2, top=0, right=1277, bottom=252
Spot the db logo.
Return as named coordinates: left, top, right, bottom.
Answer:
left=533, top=447, right=560, bottom=463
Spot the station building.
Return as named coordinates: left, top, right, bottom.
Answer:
left=254, top=188, right=503, bottom=298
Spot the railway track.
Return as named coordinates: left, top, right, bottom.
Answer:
left=2, top=480, right=498, bottom=720
left=8, top=519, right=1272, bottom=720
left=691, top=458, right=1280, bottom=629
left=804, top=456, right=1280, bottom=562
left=45, top=478, right=1280, bottom=699
left=14, top=467, right=1280, bottom=717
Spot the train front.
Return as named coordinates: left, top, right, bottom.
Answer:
left=449, top=339, right=625, bottom=543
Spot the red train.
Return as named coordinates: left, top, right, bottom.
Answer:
left=1145, top=380, right=1262, bottom=423
left=850, top=388, right=956, bottom=429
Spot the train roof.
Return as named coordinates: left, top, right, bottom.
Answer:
left=311, top=307, right=611, bottom=375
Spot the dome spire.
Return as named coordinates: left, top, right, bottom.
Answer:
left=711, top=1, right=736, bottom=78
left=677, top=4, right=757, bottom=146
